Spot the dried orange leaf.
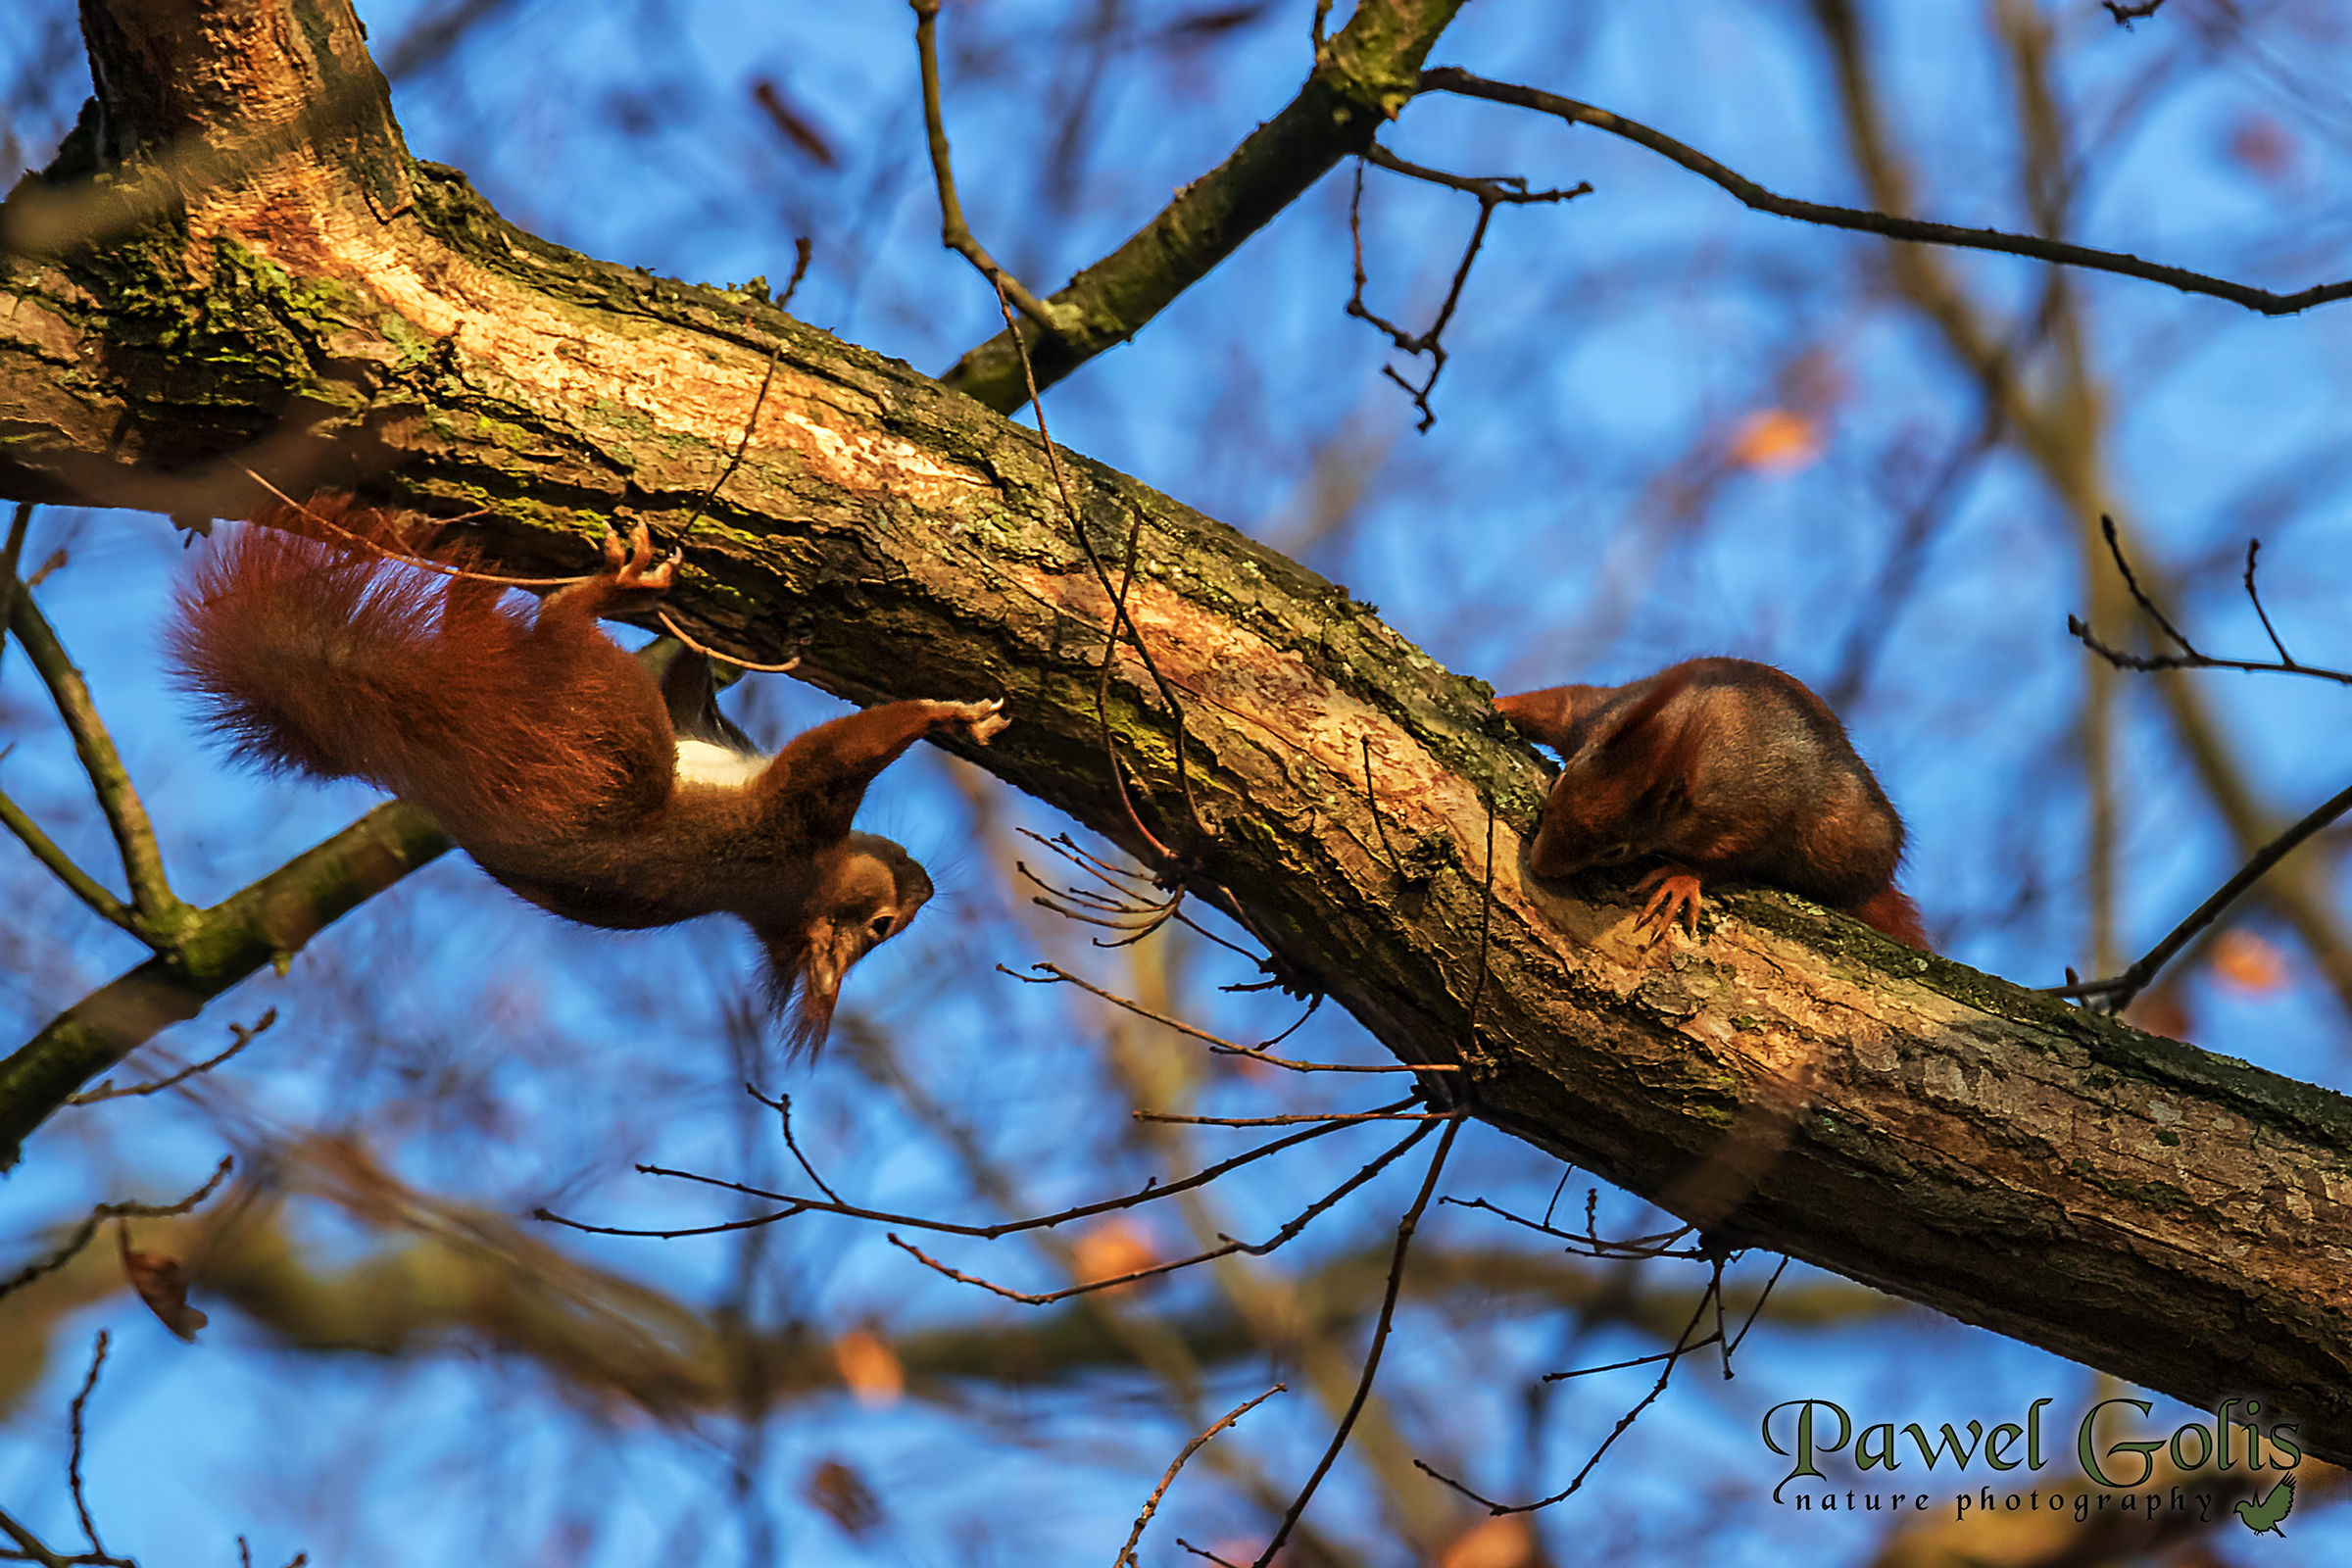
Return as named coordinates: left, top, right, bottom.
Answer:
left=831, top=1329, right=904, bottom=1407
left=1728, top=408, right=1822, bottom=474
left=2212, top=929, right=2288, bottom=995
left=804, top=1457, right=883, bottom=1536
left=118, top=1226, right=207, bottom=1342
left=1439, top=1515, right=1538, bottom=1568
left=1071, top=1217, right=1159, bottom=1296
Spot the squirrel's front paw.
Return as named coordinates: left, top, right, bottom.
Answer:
left=933, top=697, right=1010, bottom=746
left=1634, top=866, right=1704, bottom=942
left=600, top=521, right=677, bottom=597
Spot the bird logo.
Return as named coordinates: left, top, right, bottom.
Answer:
left=2233, top=1473, right=2295, bottom=1536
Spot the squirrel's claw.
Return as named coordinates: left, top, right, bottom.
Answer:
left=933, top=697, right=1010, bottom=746
left=1634, top=866, right=1704, bottom=942
left=599, top=521, right=676, bottom=598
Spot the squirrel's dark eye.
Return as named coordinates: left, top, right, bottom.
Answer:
left=867, top=914, right=896, bottom=942
left=1595, top=843, right=1636, bottom=865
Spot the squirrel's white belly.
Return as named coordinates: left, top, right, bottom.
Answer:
left=673, top=739, right=768, bottom=788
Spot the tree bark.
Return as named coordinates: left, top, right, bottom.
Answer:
left=3, top=0, right=2348, bottom=1467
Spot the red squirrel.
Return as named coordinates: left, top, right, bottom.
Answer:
left=170, top=498, right=1010, bottom=1054
left=1494, top=658, right=1927, bottom=949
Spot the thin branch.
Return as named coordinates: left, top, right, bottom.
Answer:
left=1009, top=962, right=1456, bottom=1072
left=0, top=784, right=138, bottom=936
left=938, top=0, right=1471, bottom=410
left=1346, top=153, right=1588, bottom=431
left=909, top=0, right=1078, bottom=335
left=2068, top=514, right=2350, bottom=686
left=1418, top=1270, right=1716, bottom=1512
left=538, top=1107, right=1404, bottom=1243
left=889, top=1232, right=1221, bottom=1303
left=242, top=471, right=578, bottom=587
left=67, top=1011, right=274, bottom=1104
left=0, top=502, right=28, bottom=674
left=67, top=1333, right=106, bottom=1558
left=744, top=1086, right=845, bottom=1205
left=1135, top=1108, right=1458, bottom=1127
left=1417, top=67, right=2352, bottom=317
left=650, top=612, right=803, bottom=674
left=2094, top=512, right=2193, bottom=653
left=1251, top=1116, right=1458, bottom=1566
left=2244, top=539, right=2295, bottom=667
left=1538, top=1253, right=1788, bottom=1384
left=995, top=283, right=1207, bottom=865
left=672, top=285, right=794, bottom=552
left=0, top=1155, right=234, bottom=1303
left=887, top=1118, right=1443, bottom=1304
left=1115, top=1386, right=1285, bottom=1568
left=1, top=802, right=452, bottom=1167
left=1361, top=736, right=1408, bottom=881
left=773, top=235, right=814, bottom=313
left=1439, top=1194, right=1696, bottom=1260
left=4, top=587, right=186, bottom=940
left=1361, top=142, right=1589, bottom=206
left=1463, top=791, right=1497, bottom=1061
left=2049, top=778, right=2352, bottom=1011
left=0, top=1508, right=73, bottom=1568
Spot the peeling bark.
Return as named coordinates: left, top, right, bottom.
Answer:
left=1, top=0, right=2347, bottom=1466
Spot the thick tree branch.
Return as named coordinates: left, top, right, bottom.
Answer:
left=3, top=0, right=2349, bottom=1468
left=0, top=804, right=449, bottom=1166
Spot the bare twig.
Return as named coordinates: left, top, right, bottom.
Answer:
left=68, top=1011, right=274, bottom=1104
left=909, top=0, right=1078, bottom=335
left=1439, top=1194, right=1695, bottom=1260
left=1251, top=1116, right=1458, bottom=1565
left=1462, top=792, right=1497, bottom=1064
left=538, top=1108, right=1400, bottom=1243
left=1421, top=1275, right=1713, bottom=1512
left=1361, top=736, right=1408, bottom=881
left=671, top=303, right=791, bottom=552
left=744, top=1086, right=845, bottom=1205
left=2069, top=514, right=2351, bottom=686
left=67, top=1333, right=107, bottom=1558
left=649, top=612, right=803, bottom=673
left=1346, top=154, right=1590, bottom=430
left=2243, top=539, right=2295, bottom=667
left=1008, top=961, right=1456, bottom=1072
left=0, top=1506, right=74, bottom=1568
left=775, top=234, right=815, bottom=312
left=2049, top=778, right=2352, bottom=1011
left=0, top=1156, right=234, bottom=1303
left=1114, top=1386, right=1285, bottom=1568
left=995, top=285, right=1208, bottom=867
left=241, top=471, right=579, bottom=587
left=1135, top=1108, right=1458, bottom=1127
left=1417, top=67, right=2352, bottom=317
left=888, top=1118, right=1444, bottom=1304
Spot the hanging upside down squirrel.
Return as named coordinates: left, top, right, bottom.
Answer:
left=170, top=497, right=1010, bottom=1054
left=1494, top=658, right=1927, bottom=949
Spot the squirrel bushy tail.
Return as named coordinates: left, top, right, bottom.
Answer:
left=170, top=499, right=671, bottom=843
